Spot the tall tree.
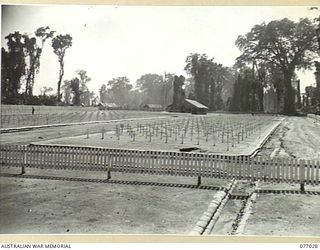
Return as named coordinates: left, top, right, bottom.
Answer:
left=76, top=70, right=91, bottom=91
left=52, top=34, right=72, bottom=102
left=185, top=53, right=213, bottom=106
left=61, top=80, right=72, bottom=104
left=136, top=73, right=165, bottom=105
left=70, top=77, right=80, bottom=106
left=185, top=53, right=231, bottom=110
left=162, top=73, right=174, bottom=106
left=107, top=77, right=132, bottom=106
left=2, top=32, right=26, bottom=101
left=128, top=89, right=143, bottom=109
left=81, top=91, right=95, bottom=106
left=184, top=77, right=195, bottom=100
left=230, top=74, right=242, bottom=111
left=208, top=63, right=231, bottom=111
left=296, top=80, right=302, bottom=109
left=171, top=75, right=185, bottom=110
left=24, top=26, right=55, bottom=96
left=230, top=67, right=260, bottom=112
left=255, top=62, right=268, bottom=112
left=315, top=62, right=320, bottom=105
left=236, top=18, right=318, bottom=115
left=312, top=8, right=320, bottom=105
left=76, top=70, right=92, bottom=105
left=99, top=84, right=108, bottom=103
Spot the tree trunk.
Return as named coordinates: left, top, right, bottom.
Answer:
left=209, top=81, right=215, bottom=111
left=296, top=80, right=302, bottom=109
left=283, top=70, right=296, bottom=115
left=251, top=80, right=256, bottom=112
left=258, top=83, right=264, bottom=112
left=315, top=61, right=320, bottom=105
left=203, top=78, right=210, bottom=107
left=57, top=60, right=64, bottom=102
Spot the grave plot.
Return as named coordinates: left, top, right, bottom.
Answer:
left=36, top=114, right=282, bottom=156
left=0, top=108, right=169, bottom=129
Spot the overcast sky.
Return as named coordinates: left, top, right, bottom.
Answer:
left=1, top=5, right=319, bottom=95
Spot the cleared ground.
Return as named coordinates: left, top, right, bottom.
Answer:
left=240, top=116, right=320, bottom=236
left=259, top=116, right=320, bottom=160
left=243, top=192, right=320, bottom=236
left=0, top=168, right=228, bottom=234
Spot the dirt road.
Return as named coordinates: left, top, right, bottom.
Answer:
left=259, top=116, right=320, bottom=160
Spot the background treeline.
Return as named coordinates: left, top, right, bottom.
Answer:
left=1, top=26, right=72, bottom=105
left=2, top=14, right=320, bottom=115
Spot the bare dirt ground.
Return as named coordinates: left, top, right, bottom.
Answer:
left=0, top=167, right=228, bottom=234
left=243, top=192, right=320, bottom=236
left=0, top=114, right=319, bottom=236
left=239, top=116, right=320, bottom=237
left=259, top=116, right=320, bottom=160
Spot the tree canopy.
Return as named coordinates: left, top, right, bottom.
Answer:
left=136, top=73, right=173, bottom=106
left=236, top=18, right=318, bottom=114
left=107, top=77, right=132, bottom=106
left=2, top=32, right=26, bottom=101
left=185, top=53, right=233, bottom=110
left=24, top=26, right=55, bottom=96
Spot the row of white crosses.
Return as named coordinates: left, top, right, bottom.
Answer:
left=86, top=115, right=271, bottom=151
left=1, top=109, right=131, bottom=129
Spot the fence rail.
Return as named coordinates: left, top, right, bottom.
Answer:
left=0, top=144, right=319, bottom=185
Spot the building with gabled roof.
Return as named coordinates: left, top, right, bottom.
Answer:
left=183, top=99, right=208, bottom=114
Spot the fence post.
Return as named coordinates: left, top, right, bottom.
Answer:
left=101, top=127, right=105, bottom=140
left=197, top=175, right=201, bottom=187
left=21, top=145, right=27, bottom=175
left=300, top=159, right=305, bottom=193
left=107, top=170, right=111, bottom=180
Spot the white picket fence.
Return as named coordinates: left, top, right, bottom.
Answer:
left=0, top=144, right=319, bottom=185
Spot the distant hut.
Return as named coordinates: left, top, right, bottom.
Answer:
left=98, top=102, right=120, bottom=110
left=140, top=104, right=164, bottom=111
left=182, top=99, right=208, bottom=115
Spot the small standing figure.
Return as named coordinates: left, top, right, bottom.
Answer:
left=32, top=107, right=35, bottom=115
